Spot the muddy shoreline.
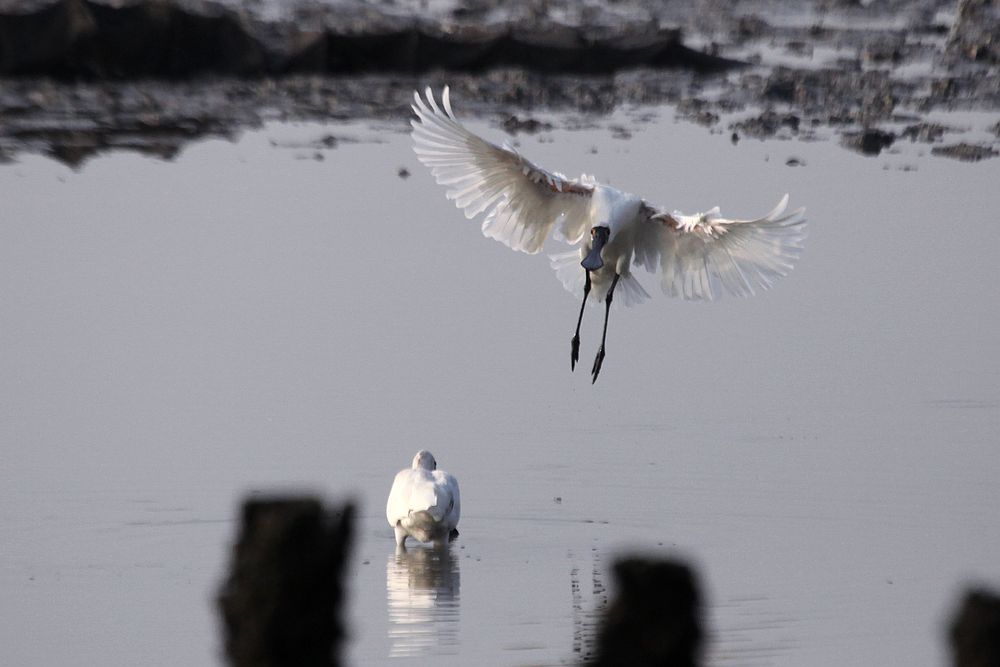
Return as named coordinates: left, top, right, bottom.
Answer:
left=1, top=0, right=998, bottom=166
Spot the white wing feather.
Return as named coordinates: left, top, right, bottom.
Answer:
left=636, top=194, right=807, bottom=301
left=434, top=470, right=461, bottom=528
left=411, top=86, right=594, bottom=254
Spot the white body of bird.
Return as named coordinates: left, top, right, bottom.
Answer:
left=386, top=450, right=461, bottom=547
left=558, top=184, right=650, bottom=307
left=410, top=86, right=807, bottom=381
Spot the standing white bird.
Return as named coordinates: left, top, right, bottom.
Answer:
left=386, top=450, right=461, bottom=548
left=411, top=86, right=807, bottom=382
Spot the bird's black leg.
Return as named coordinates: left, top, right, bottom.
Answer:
left=571, top=272, right=592, bottom=371
left=591, top=274, right=620, bottom=384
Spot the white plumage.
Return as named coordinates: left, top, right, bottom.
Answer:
left=411, top=86, right=807, bottom=381
left=386, top=450, right=461, bottom=547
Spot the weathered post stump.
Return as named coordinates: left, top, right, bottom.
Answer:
left=590, top=557, right=703, bottom=667
left=950, top=587, right=1000, bottom=667
left=217, top=496, right=354, bottom=667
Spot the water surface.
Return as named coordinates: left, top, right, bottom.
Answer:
left=1, top=109, right=998, bottom=666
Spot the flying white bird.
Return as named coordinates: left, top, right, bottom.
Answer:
left=411, top=86, right=807, bottom=382
left=386, top=450, right=461, bottom=548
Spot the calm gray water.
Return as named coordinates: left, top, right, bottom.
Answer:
left=1, top=108, right=998, bottom=667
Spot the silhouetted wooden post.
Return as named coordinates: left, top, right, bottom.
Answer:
left=217, top=497, right=354, bottom=667
left=590, top=557, right=702, bottom=667
left=950, top=587, right=1000, bottom=667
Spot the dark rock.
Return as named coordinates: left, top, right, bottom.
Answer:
left=217, top=496, right=354, bottom=667
left=930, top=77, right=960, bottom=102
left=590, top=557, right=702, bottom=667
left=764, top=72, right=798, bottom=103
left=0, top=0, right=95, bottom=74
left=81, top=0, right=266, bottom=78
left=686, top=110, right=719, bottom=126
left=0, top=0, right=266, bottom=78
left=841, top=128, right=895, bottom=156
left=0, top=2, right=743, bottom=78
left=501, top=114, right=553, bottom=134
left=785, top=156, right=805, bottom=166
left=278, top=30, right=328, bottom=73
left=734, top=15, right=769, bottom=41
left=827, top=113, right=854, bottom=125
left=326, top=27, right=427, bottom=73
left=397, top=166, right=410, bottom=178
left=946, top=0, right=1000, bottom=64
left=676, top=98, right=719, bottom=126
left=862, top=38, right=905, bottom=66
left=17, top=106, right=240, bottom=167
left=901, top=122, right=950, bottom=143
left=498, top=24, right=741, bottom=74
left=609, top=125, right=632, bottom=140
left=743, top=67, right=899, bottom=127
left=931, top=143, right=999, bottom=161
left=784, top=41, right=813, bottom=57
left=808, top=23, right=831, bottom=39
left=950, top=587, right=1000, bottom=667
left=730, top=111, right=800, bottom=139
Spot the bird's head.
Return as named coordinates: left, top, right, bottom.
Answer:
left=412, top=450, right=437, bottom=471
left=581, top=226, right=611, bottom=271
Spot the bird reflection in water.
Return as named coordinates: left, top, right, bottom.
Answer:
left=386, top=544, right=461, bottom=658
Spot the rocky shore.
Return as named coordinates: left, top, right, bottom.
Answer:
left=0, top=0, right=740, bottom=77
left=1, top=0, right=998, bottom=165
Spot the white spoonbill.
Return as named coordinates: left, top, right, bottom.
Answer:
left=386, top=450, right=461, bottom=547
left=411, top=87, right=807, bottom=383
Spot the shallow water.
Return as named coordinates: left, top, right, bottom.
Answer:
left=1, top=108, right=999, bottom=666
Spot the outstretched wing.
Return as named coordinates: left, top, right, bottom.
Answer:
left=411, top=86, right=594, bottom=254
left=634, top=195, right=807, bottom=300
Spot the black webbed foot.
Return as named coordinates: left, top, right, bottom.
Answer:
left=591, top=345, right=606, bottom=383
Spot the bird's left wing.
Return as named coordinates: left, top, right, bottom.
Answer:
left=386, top=470, right=412, bottom=524
left=412, top=86, right=593, bottom=254
left=634, top=195, right=807, bottom=300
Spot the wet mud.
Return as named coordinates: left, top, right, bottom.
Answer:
left=0, top=0, right=998, bottom=165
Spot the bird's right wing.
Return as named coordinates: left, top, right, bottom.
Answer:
left=635, top=195, right=807, bottom=300
left=434, top=471, right=461, bottom=525
left=412, top=87, right=594, bottom=254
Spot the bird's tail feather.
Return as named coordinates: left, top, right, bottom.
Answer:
left=615, top=272, right=651, bottom=307
left=549, top=250, right=650, bottom=308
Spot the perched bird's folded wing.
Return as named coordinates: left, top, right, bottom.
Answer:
left=386, top=470, right=411, bottom=524
left=434, top=471, right=461, bottom=524
left=411, top=86, right=594, bottom=254
left=635, top=195, right=807, bottom=301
